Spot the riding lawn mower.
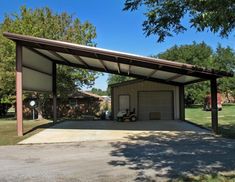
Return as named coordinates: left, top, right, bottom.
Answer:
left=117, top=108, right=137, bottom=122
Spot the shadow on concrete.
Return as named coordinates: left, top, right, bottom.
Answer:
left=108, top=132, right=235, bottom=181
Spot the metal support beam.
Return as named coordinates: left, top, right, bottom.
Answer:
left=147, top=70, right=158, bottom=78
left=179, top=85, right=185, bottom=120
left=50, top=59, right=182, bottom=86
left=210, top=79, right=219, bottom=134
left=52, top=62, right=57, bottom=123
left=23, top=65, right=52, bottom=76
left=16, top=43, right=23, bottom=136
left=98, top=59, right=108, bottom=71
left=111, top=87, right=114, bottom=120
left=49, top=50, right=71, bottom=64
left=128, top=65, right=131, bottom=75
left=73, top=55, right=89, bottom=68
left=117, top=63, right=121, bottom=74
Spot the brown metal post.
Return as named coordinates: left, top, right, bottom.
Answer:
left=210, top=79, right=218, bottom=134
left=16, top=43, right=23, bottom=136
left=111, top=87, right=114, bottom=120
left=52, top=62, right=57, bottom=122
left=179, top=85, right=185, bottom=120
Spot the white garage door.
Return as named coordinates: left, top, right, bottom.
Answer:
left=138, top=91, right=174, bottom=120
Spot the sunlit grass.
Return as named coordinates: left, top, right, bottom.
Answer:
left=176, top=172, right=235, bottom=182
left=0, top=118, right=52, bottom=145
left=186, top=104, right=235, bottom=138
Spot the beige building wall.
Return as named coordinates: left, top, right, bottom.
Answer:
left=112, top=80, right=180, bottom=120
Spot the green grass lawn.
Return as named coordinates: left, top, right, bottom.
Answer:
left=186, top=104, right=235, bottom=138
left=176, top=172, right=235, bottom=182
left=0, top=117, right=52, bottom=145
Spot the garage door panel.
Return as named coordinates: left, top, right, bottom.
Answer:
left=138, top=91, right=173, bottom=120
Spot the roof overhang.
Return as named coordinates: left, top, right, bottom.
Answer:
left=3, top=32, right=234, bottom=90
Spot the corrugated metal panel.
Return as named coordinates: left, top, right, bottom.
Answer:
left=35, top=49, right=64, bottom=62
left=23, top=47, right=52, bottom=74
left=57, top=52, right=83, bottom=65
left=130, top=65, right=154, bottom=76
left=104, top=61, right=119, bottom=71
left=23, top=67, right=52, bottom=92
left=152, top=70, right=177, bottom=80
left=174, top=75, right=198, bottom=83
left=80, top=56, right=103, bottom=67
left=23, top=48, right=204, bottom=85
left=120, top=64, right=129, bottom=72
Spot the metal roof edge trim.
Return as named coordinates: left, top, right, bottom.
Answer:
left=3, top=32, right=234, bottom=78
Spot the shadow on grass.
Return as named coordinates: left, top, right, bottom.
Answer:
left=187, top=119, right=235, bottom=139
left=178, top=172, right=235, bottom=182
left=220, top=125, right=235, bottom=139
left=109, top=132, right=235, bottom=181
left=186, top=105, right=202, bottom=109
left=0, top=116, right=16, bottom=120
left=221, top=103, right=235, bottom=107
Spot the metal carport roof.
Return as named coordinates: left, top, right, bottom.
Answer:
left=3, top=32, right=233, bottom=87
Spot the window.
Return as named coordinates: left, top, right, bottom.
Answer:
left=119, top=95, right=130, bottom=111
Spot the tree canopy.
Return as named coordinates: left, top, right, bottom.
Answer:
left=106, top=74, right=134, bottom=95
left=0, top=6, right=99, bottom=105
left=124, top=0, right=235, bottom=42
left=157, top=42, right=213, bottom=67
left=107, top=75, right=133, bottom=86
left=0, top=6, right=100, bottom=119
left=157, top=42, right=235, bottom=104
left=90, top=88, right=107, bottom=96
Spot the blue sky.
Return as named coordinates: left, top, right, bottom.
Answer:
left=1, top=0, right=235, bottom=90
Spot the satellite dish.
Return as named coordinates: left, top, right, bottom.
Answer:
left=29, top=100, right=36, bottom=120
left=29, top=100, right=36, bottom=107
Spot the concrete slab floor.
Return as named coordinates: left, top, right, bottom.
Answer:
left=1, top=132, right=235, bottom=181
left=19, top=120, right=209, bottom=144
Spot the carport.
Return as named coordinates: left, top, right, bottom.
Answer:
left=3, top=32, right=233, bottom=136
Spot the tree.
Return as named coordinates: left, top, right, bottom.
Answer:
left=0, top=6, right=99, bottom=119
left=107, top=74, right=133, bottom=85
left=124, top=0, right=235, bottom=42
left=213, top=45, right=235, bottom=102
left=106, top=74, right=134, bottom=95
left=213, top=44, right=235, bottom=71
left=90, top=88, right=107, bottom=96
left=157, top=42, right=213, bottom=67
left=158, top=42, right=213, bottom=104
left=157, top=42, right=235, bottom=105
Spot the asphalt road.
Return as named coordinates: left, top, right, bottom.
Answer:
left=0, top=132, right=235, bottom=182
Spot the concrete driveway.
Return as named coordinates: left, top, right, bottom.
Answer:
left=1, top=132, right=235, bottom=181
left=19, top=120, right=208, bottom=144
